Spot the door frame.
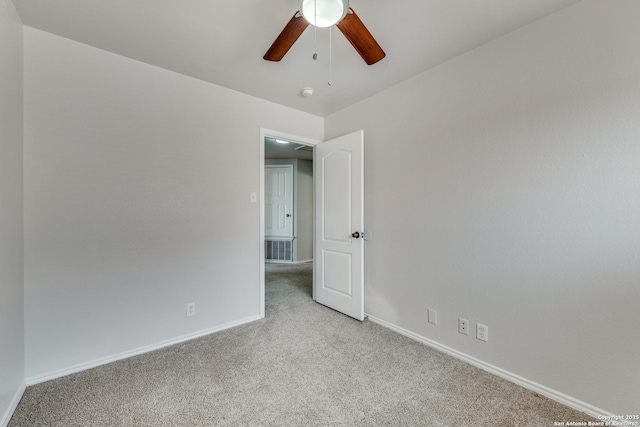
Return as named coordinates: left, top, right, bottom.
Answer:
left=259, top=128, right=320, bottom=318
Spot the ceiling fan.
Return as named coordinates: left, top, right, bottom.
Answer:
left=263, top=0, right=386, bottom=65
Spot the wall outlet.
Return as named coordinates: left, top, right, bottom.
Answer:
left=428, top=309, right=437, bottom=325
left=458, top=318, right=469, bottom=335
left=186, top=302, right=195, bottom=317
left=477, top=323, right=488, bottom=342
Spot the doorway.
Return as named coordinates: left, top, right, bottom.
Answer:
left=259, top=129, right=320, bottom=318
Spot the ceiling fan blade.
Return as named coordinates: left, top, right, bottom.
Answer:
left=336, top=8, right=386, bottom=65
left=263, top=12, right=309, bottom=62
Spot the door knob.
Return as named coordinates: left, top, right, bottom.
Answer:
left=351, top=232, right=360, bottom=238
left=286, top=214, right=291, bottom=217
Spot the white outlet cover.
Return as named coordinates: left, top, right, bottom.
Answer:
left=186, top=303, right=196, bottom=317
left=477, top=323, right=488, bottom=342
left=458, top=318, right=469, bottom=335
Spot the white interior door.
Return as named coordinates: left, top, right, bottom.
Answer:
left=314, top=130, right=364, bottom=321
left=265, top=165, right=293, bottom=238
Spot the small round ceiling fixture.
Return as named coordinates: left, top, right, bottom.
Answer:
left=301, top=87, right=314, bottom=98
left=299, top=0, right=349, bottom=28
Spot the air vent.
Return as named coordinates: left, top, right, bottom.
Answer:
left=265, top=239, right=293, bottom=262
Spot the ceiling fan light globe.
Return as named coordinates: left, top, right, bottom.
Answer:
left=299, top=0, right=349, bottom=28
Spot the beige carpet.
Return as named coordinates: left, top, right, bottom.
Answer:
left=10, top=262, right=592, bottom=426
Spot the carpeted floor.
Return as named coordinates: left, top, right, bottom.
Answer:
left=10, top=262, right=592, bottom=426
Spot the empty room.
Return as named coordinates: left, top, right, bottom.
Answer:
left=1, top=0, right=639, bottom=425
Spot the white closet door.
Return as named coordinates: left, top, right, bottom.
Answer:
left=265, top=165, right=294, bottom=238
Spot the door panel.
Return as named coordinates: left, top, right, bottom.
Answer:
left=322, top=250, right=353, bottom=296
left=314, top=131, right=364, bottom=321
left=322, top=150, right=352, bottom=242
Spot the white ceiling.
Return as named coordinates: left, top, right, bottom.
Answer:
left=13, top=0, right=581, bottom=117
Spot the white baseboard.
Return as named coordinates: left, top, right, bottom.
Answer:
left=1, top=380, right=26, bottom=427
left=26, top=314, right=262, bottom=386
left=366, top=314, right=612, bottom=419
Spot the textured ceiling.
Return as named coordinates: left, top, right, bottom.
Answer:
left=13, top=0, right=581, bottom=117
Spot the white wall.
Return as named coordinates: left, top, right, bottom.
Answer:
left=326, top=0, right=640, bottom=415
left=23, top=27, right=323, bottom=380
left=296, top=159, right=313, bottom=262
left=0, top=0, right=25, bottom=424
